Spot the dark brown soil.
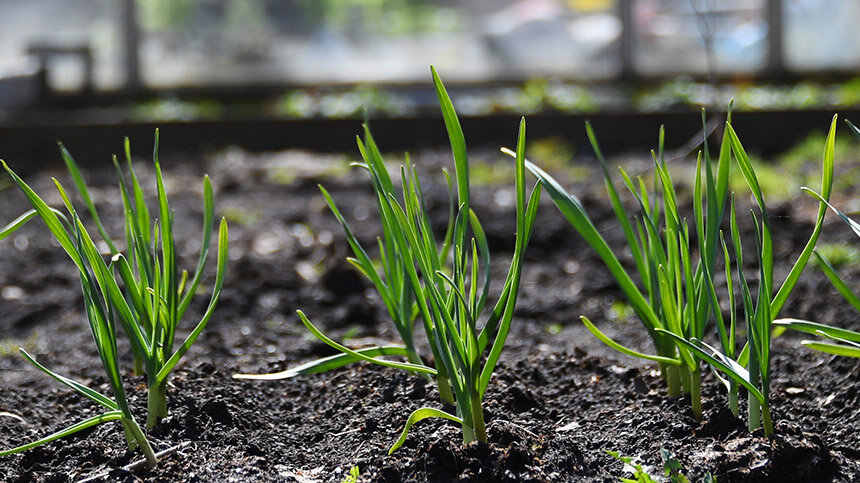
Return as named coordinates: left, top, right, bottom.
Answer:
left=1, top=139, right=858, bottom=482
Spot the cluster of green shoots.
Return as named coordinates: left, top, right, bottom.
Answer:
left=2, top=65, right=858, bottom=474
left=236, top=67, right=541, bottom=452
left=523, top=110, right=835, bottom=437
left=511, top=114, right=730, bottom=420
left=0, top=133, right=228, bottom=467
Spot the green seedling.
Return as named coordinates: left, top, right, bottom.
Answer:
left=523, top=111, right=834, bottom=432
left=381, top=111, right=539, bottom=452
left=0, top=163, right=157, bottom=466
left=607, top=449, right=714, bottom=483
left=341, top=465, right=360, bottom=483
left=239, top=67, right=540, bottom=452
left=662, top=115, right=835, bottom=436
left=4, top=134, right=228, bottom=429
left=517, top=110, right=732, bottom=419
left=607, top=450, right=661, bottom=483
left=321, top=68, right=539, bottom=452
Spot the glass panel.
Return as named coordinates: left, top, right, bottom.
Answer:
left=0, top=0, right=122, bottom=90
left=137, top=0, right=622, bottom=86
left=785, top=0, right=860, bottom=71
left=16, top=1, right=860, bottom=89
left=633, top=0, right=767, bottom=75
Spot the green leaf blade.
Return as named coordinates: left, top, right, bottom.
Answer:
left=388, top=407, right=462, bottom=454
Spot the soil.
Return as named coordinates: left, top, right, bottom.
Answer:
left=0, top=139, right=858, bottom=482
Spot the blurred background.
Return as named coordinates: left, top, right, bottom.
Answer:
left=4, top=0, right=860, bottom=90
left=0, top=0, right=858, bottom=162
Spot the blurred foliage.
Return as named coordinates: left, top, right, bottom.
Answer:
left=736, top=82, right=827, bottom=110
left=222, top=0, right=271, bottom=40
left=138, top=0, right=195, bottom=31
left=276, top=80, right=597, bottom=119
left=278, top=86, right=414, bottom=119
left=607, top=300, right=635, bottom=322
left=126, top=76, right=860, bottom=132
left=528, top=137, right=576, bottom=170
left=128, top=98, right=224, bottom=121
left=727, top=156, right=796, bottom=201
left=0, top=331, right=41, bottom=359
left=833, top=77, right=860, bottom=106
left=221, top=206, right=263, bottom=228
left=772, top=130, right=860, bottom=194
left=469, top=160, right=515, bottom=187
left=816, top=243, right=860, bottom=270
left=470, top=136, right=592, bottom=187
left=457, top=79, right=599, bottom=116
left=296, top=0, right=463, bottom=36
left=634, top=78, right=717, bottom=112
left=528, top=137, right=594, bottom=183
left=635, top=77, right=860, bottom=112
left=779, top=131, right=856, bottom=167
left=139, top=0, right=271, bottom=54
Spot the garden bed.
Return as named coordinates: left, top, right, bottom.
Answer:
left=0, top=138, right=859, bottom=482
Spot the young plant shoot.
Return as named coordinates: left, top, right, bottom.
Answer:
left=0, top=164, right=158, bottom=467
left=517, top=110, right=731, bottom=419
left=5, top=134, right=228, bottom=429
left=381, top=115, right=539, bottom=452
left=240, top=67, right=540, bottom=452
left=662, top=115, right=836, bottom=436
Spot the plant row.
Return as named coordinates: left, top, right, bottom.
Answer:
left=1, top=68, right=859, bottom=471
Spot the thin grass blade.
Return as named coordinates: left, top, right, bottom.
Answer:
left=803, top=187, right=860, bottom=239
left=2, top=162, right=83, bottom=270
left=846, top=119, right=860, bottom=141
left=801, top=341, right=860, bottom=357
left=178, top=175, right=215, bottom=316
left=232, top=346, right=412, bottom=380
left=0, top=210, right=38, bottom=241
left=586, top=123, right=650, bottom=282
left=0, top=411, right=124, bottom=457
left=580, top=316, right=680, bottom=365
left=18, top=349, right=118, bottom=410
left=296, top=310, right=435, bottom=375
left=524, top=160, right=661, bottom=332
left=431, top=66, right=468, bottom=211
left=58, top=142, right=118, bottom=253
left=770, top=115, right=836, bottom=314
left=773, top=318, right=860, bottom=342
left=811, top=251, right=860, bottom=312
left=319, top=185, right=396, bottom=311
left=388, top=407, right=463, bottom=454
